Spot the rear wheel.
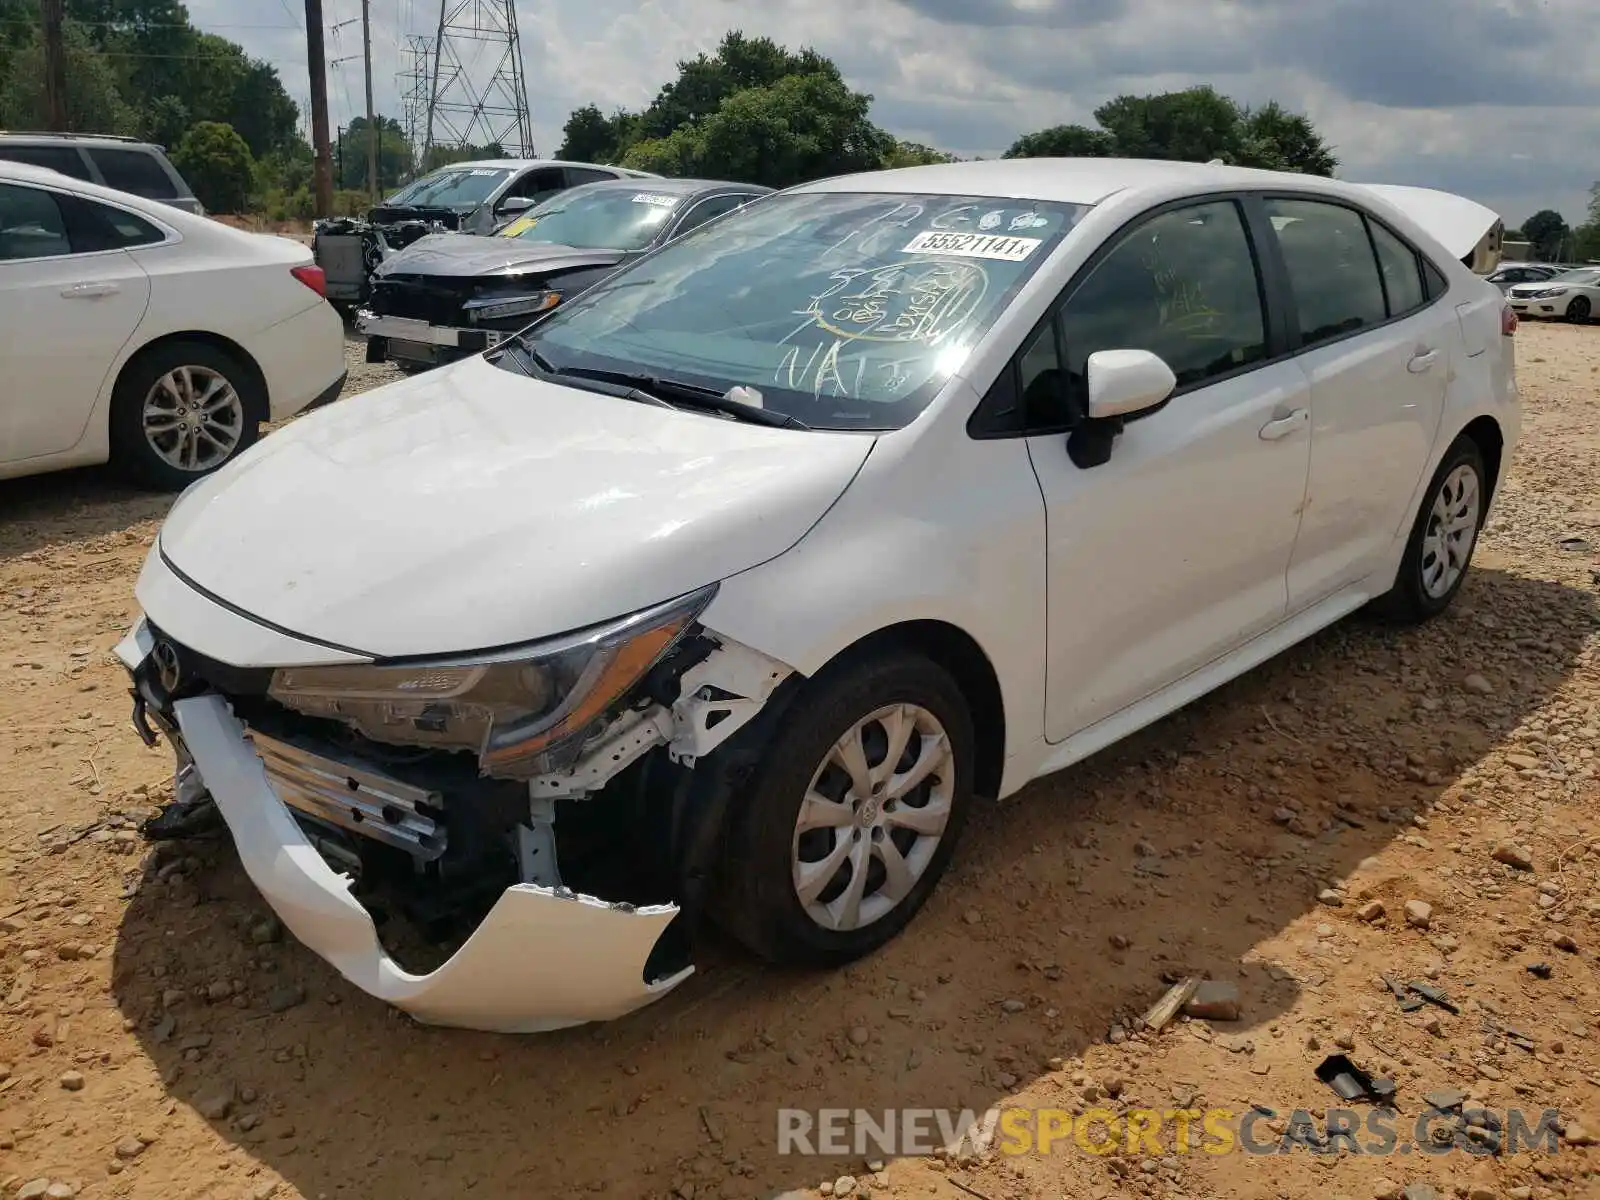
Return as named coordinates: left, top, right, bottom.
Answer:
left=1567, top=295, right=1591, bottom=322
left=1371, top=434, right=1486, bottom=624
left=715, top=652, right=975, bottom=967
left=110, top=341, right=262, bottom=491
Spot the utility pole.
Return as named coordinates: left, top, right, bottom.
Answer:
left=361, top=0, right=378, bottom=202
left=41, top=0, right=68, bottom=131
left=304, top=0, right=334, bottom=217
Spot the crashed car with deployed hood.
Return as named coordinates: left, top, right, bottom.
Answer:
left=357, top=177, right=772, bottom=370
left=118, top=158, right=1516, bottom=1034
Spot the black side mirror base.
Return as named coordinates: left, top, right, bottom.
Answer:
left=1067, top=417, right=1124, bottom=469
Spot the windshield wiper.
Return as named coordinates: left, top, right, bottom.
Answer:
left=539, top=365, right=810, bottom=429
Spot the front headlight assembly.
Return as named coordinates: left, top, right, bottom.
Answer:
left=462, top=291, right=561, bottom=324
left=266, top=585, right=715, bottom=778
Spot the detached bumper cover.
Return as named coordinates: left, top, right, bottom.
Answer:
left=356, top=310, right=505, bottom=350
left=169, top=692, right=692, bottom=1033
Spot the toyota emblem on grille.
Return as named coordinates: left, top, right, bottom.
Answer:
left=151, top=640, right=182, bottom=694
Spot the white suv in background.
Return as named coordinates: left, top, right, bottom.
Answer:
left=0, top=160, right=344, bottom=489
left=0, top=132, right=204, bottom=215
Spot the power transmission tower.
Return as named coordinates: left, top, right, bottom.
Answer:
left=397, top=34, right=433, bottom=173
left=424, top=0, right=534, bottom=165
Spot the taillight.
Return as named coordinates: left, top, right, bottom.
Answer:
left=291, top=264, right=327, bottom=298
left=1501, top=303, right=1517, bottom=336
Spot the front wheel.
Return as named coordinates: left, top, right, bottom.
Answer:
left=1371, top=434, right=1486, bottom=623
left=109, top=341, right=262, bottom=491
left=1567, top=295, right=1591, bottom=322
left=715, top=652, right=975, bottom=967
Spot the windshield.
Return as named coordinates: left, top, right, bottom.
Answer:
left=384, top=167, right=511, bottom=210
left=516, top=191, right=1090, bottom=430
left=508, top=187, right=683, bottom=251
left=1550, top=269, right=1600, bottom=285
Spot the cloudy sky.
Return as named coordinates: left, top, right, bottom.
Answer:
left=190, top=0, right=1600, bottom=227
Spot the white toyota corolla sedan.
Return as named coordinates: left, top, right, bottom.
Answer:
left=0, top=160, right=345, bottom=489
left=115, top=159, right=1517, bottom=1032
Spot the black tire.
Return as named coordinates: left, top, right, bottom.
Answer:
left=109, top=341, right=263, bottom=491
left=1568, top=295, right=1591, bottom=322
left=714, top=651, right=976, bottom=968
left=1370, top=434, right=1487, bottom=624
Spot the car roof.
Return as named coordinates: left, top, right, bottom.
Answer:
left=417, top=159, right=653, bottom=175
left=0, top=131, right=166, bottom=150
left=562, top=176, right=773, bottom=197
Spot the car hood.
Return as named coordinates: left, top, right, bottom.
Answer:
left=156, top=355, right=874, bottom=659
left=376, top=233, right=627, bottom=279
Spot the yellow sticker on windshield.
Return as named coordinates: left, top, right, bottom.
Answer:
left=499, top=215, right=538, bottom=238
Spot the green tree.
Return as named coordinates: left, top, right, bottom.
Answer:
left=337, top=115, right=412, bottom=191
left=172, top=120, right=255, bottom=212
left=621, top=71, right=890, bottom=188
left=1521, top=209, right=1569, bottom=261
left=555, top=103, right=636, bottom=163
left=0, top=21, right=139, bottom=134
left=1005, top=87, right=1336, bottom=176
left=1003, top=124, right=1114, bottom=159
left=883, top=140, right=957, bottom=168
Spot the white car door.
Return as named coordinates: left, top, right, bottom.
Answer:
left=1017, top=198, right=1312, bottom=742
left=1264, top=198, right=1452, bottom=611
left=0, top=181, right=151, bottom=463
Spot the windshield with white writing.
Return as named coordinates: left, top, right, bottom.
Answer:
left=518, top=192, right=1091, bottom=430
left=385, top=168, right=510, bottom=210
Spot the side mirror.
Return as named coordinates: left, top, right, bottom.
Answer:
left=1085, top=349, right=1176, bottom=420
left=496, top=195, right=534, bottom=216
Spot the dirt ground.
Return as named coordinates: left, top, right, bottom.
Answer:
left=2, top=322, right=1598, bottom=1200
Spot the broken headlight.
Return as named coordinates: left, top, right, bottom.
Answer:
left=266, top=585, right=715, bottom=777
left=462, top=291, right=561, bottom=324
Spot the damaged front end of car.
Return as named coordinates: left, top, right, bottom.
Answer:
left=116, top=583, right=794, bottom=1033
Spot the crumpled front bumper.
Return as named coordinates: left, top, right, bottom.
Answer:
left=162, top=692, right=693, bottom=1033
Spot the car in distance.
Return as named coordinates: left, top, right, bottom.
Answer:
left=358, top=177, right=773, bottom=370
left=1503, top=264, right=1600, bottom=321
left=0, top=132, right=203, bottom=214
left=1486, top=262, right=1561, bottom=293
left=312, top=159, right=657, bottom=311
left=0, top=159, right=344, bottom=489
left=117, top=158, right=1516, bottom=1032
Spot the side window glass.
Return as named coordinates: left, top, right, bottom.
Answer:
left=1017, top=322, right=1068, bottom=428
left=88, top=148, right=179, bottom=199
left=563, top=167, right=616, bottom=187
left=1058, top=200, right=1267, bottom=403
left=0, top=145, right=93, bottom=179
left=60, top=194, right=164, bottom=252
left=1266, top=198, right=1387, bottom=345
left=674, top=195, right=743, bottom=237
left=509, top=168, right=566, bottom=205
left=1422, top=258, right=1449, bottom=299
left=1368, top=220, right=1426, bottom=316
left=0, top=183, right=73, bottom=260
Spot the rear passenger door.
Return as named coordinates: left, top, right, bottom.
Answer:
left=1263, top=197, right=1452, bottom=611
left=0, top=183, right=153, bottom=464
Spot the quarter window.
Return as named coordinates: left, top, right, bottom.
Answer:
left=1058, top=199, right=1267, bottom=404
left=1266, top=198, right=1387, bottom=345
left=61, top=195, right=165, bottom=251
left=88, top=148, right=179, bottom=199
left=1368, top=220, right=1426, bottom=317
left=0, top=183, right=72, bottom=260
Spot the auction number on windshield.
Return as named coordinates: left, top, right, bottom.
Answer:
left=900, top=230, right=1041, bottom=261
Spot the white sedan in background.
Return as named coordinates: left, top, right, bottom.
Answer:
left=0, top=161, right=345, bottom=489
left=1504, top=265, right=1600, bottom=322
left=117, top=158, right=1516, bottom=1033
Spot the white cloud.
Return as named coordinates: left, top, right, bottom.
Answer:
left=187, top=0, right=1600, bottom=225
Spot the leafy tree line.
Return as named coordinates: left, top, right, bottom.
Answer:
left=1509, top=198, right=1600, bottom=263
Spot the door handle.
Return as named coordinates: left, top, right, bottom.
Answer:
left=61, top=281, right=120, bottom=299
left=1259, top=408, right=1308, bottom=441
left=1407, top=348, right=1439, bottom=373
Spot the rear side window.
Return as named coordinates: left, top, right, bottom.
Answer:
left=60, top=194, right=165, bottom=251
left=0, top=144, right=93, bottom=179
left=673, top=194, right=748, bottom=237
left=1266, top=198, right=1387, bottom=346
left=1368, top=221, right=1426, bottom=317
left=88, top=148, right=180, bottom=199
left=564, top=167, right=617, bottom=186
left=1059, top=199, right=1268, bottom=400
left=0, top=183, right=73, bottom=260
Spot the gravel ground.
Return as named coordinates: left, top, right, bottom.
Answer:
left=1, top=321, right=1598, bottom=1200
